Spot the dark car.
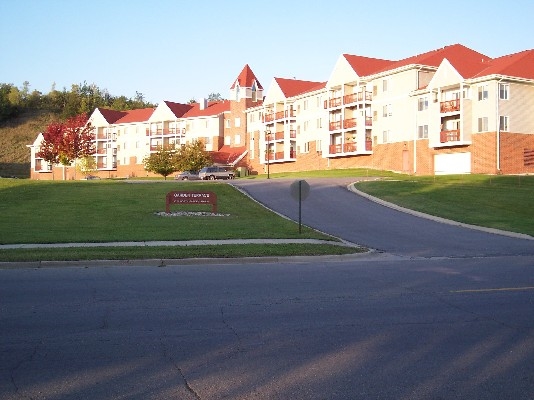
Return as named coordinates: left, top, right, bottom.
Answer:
left=198, top=166, right=235, bottom=180
left=174, top=171, right=201, bottom=181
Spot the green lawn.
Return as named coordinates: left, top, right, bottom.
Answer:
left=0, top=178, right=365, bottom=262
left=355, top=174, right=534, bottom=237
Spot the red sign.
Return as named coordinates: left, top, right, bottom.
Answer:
left=166, top=191, right=217, bottom=213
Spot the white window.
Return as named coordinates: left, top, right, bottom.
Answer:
left=478, top=117, right=489, bottom=132
left=303, top=100, right=308, bottom=110
left=478, top=85, right=488, bottom=101
left=418, top=97, right=428, bottom=111
left=316, top=96, right=321, bottom=108
left=303, top=142, right=310, bottom=153
left=316, top=139, right=322, bottom=153
left=235, top=134, right=241, bottom=145
left=418, top=125, right=428, bottom=139
left=499, top=116, right=509, bottom=132
left=382, top=79, right=388, bottom=92
left=249, top=138, right=254, bottom=159
left=499, top=83, right=509, bottom=100
left=304, top=121, right=309, bottom=131
left=383, top=104, right=392, bottom=117
left=224, top=136, right=231, bottom=145
left=235, top=117, right=241, bottom=128
left=225, top=120, right=230, bottom=128
left=316, top=118, right=322, bottom=129
left=382, top=130, right=390, bottom=143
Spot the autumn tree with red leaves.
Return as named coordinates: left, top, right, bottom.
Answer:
left=37, top=113, right=96, bottom=178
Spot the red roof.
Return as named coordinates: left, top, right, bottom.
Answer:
left=182, top=100, right=230, bottom=118
left=374, top=44, right=492, bottom=78
left=114, top=107, right=155, bottom=124
left=472, top=49, right=534, bottom=80
left=275, top=77, right=326, bottom=98
left=164, top=101, right=193, bottom=117
left=343, top=54, right=393, bottom=76
left=231, top=64, right=263, bottom=90
left=97, top=108, right=128, bottom=124
left=210, top=145, right=247, bottom=165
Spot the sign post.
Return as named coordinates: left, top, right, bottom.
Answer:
left=289, top=180, right=310, bottom=233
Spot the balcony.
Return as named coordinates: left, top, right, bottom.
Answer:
left=440, top=130, right=460, bottom=143
left=324, top=97, right=342, bottom=109
left=265, top=150, right=296, bottom=162
left=329, top=142, right=357, bottom=154
left=329, top=120, right=342, bottom=131
left=343, top=91, right=372, bottom=104
left=343, top=118, right=357, bottom=129
left=365, top=116, right=373, bottom=126
left=440, top=99, right=460, bottom=113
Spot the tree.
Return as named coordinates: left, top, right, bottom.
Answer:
left=37, top=113, right=96, bottom=179
left=143, top=147, right=178, bottom=180
left=175, top=140, right=212, bottom=173
left=75, top=155, right=97, bottom=177
left=207, top=92, right=224, bottom=102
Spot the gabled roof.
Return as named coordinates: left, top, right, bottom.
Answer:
left=164, top=101, right=194, bottom=118
left=275, top=77, right=326, bottom=98
left=97, top=108, right=128, bottom=124
left=375, top=44, right=492, bottom=78
left=210, top=145, right=247, bottom=165
left=472, top=49, right=534, bottom=80
left=343, top=54, right=393, bottom=76
left=230, top=64, right=263, bottom=90
left=182, top=100, right=231, bottom=118
left=114, top=107, right=155, bottom=124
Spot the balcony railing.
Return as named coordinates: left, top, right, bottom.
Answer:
left=289, top=130, right=296, bottom=138
left=329, top=142, right=357, bottom=154
left=440, top=99, right=460, bottom=113
left=440, top=130, right=460, bottom=143
left=265, top=150, right=296, bottom=162
left=343, top=118, right=357, bottom=129
left=365, top=116, right=373, bottom=126
left=343, top=91, right=373, bottom=104
left=329, top=120, right=342, bottom=131
left=324, top=97, right=342, bottom=109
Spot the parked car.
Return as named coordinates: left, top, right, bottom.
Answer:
left=174, top=171, right=201, bottom=180
left=198, top=165, right=235, bottom=180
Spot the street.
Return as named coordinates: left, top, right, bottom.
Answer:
left=1, top=178, right=533, bottom=399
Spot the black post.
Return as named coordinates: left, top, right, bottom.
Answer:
left=298, top=180, right=302, bottom=233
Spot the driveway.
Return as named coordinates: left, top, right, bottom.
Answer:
left=231, top=178, right=534, bottom=258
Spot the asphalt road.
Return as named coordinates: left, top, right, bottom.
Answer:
left=1, top=178, right=533, bottom=399
left=232, top=178, right=534, bottom=258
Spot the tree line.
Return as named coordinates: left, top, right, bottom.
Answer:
left=0, top=81, right=155, bottom=123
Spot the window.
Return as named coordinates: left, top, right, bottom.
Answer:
left=225, top=120, right=230, bottom=128
left=316, top=139, right=322, bottom=153
left=303, top=100, right=308, bottom=110
left=478, top=117, right=488, bottom=132
left=499, top=116, right=509, bottom=132
left=382, top=79, right=388, bottom=92
left=252, top=83, right=257, bottom=102
left=303, top=142, right=310, bottom=153
left=304, top=120, right=309, bottom=131
left=382, top=130, right=390, bottom=143
left=418, top=97, right=428, bottom=111
left=224, top=136, right=231, bottom=145
left=235, top=134, right=241, bottom=145
left=316, top=118, right=322, bottom=129
left=316, top=96, right=321, bottom=108
left=373, top=85, right=377, bottom=96
left=418, top=125, right=428, bottom=139
left=478, top=85, right=488, bottom=101
left=383, top=104, right=392, bottom=117
left=235, top=117, right=241, bottom=128
left=499, top=83, right=509, bottom=100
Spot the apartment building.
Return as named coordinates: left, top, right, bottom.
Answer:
left=28, top=44, right=534, bottom=179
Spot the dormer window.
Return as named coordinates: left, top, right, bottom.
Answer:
left=252, top=82, right=257, bottom=102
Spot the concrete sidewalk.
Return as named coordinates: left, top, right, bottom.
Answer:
left=0, top=238, right=362, bottom=250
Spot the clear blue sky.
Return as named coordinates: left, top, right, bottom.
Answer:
left=1, top=0, right=533, bottom=105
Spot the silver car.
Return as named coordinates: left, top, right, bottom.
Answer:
left=174, top=171, right=201, bottom=181
left=198, top=166, right=235, bottom=180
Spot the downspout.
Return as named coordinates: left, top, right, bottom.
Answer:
left=496, top=78, right=503, bottom=173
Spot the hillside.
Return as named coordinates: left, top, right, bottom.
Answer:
left=0, top=110, right=60, bottom=178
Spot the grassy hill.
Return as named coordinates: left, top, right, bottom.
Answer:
left=0, top=110, right=59, bottom=178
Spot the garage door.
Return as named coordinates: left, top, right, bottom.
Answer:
left=434, top=152, right=471, bottom=175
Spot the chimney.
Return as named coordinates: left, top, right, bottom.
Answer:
left=199, top=98, right=207, bottom=110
